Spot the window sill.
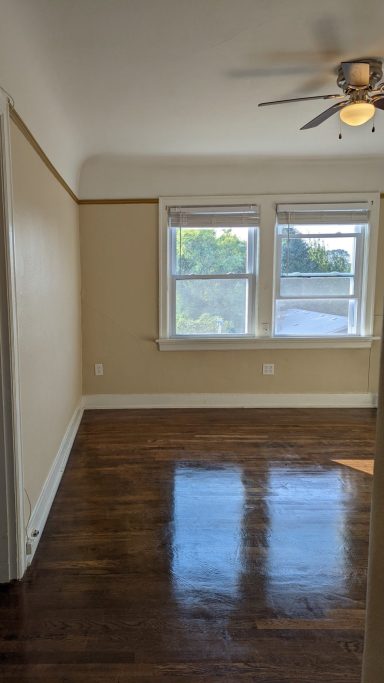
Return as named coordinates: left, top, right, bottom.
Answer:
left=156, top=336, right=378, bottom=351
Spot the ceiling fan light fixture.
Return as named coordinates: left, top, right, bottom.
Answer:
left=339, top=101, right=375, bottom=126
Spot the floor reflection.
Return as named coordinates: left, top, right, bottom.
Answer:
left=172, top=465, right=244, bottom=608
left=171, top=463, right=357, bottom=620
left=266, top=467, right=347, bottom=617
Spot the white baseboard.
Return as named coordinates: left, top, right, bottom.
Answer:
left=26, top=403, right=84, bottom=565
left=84, top=392, right=377, bottom=410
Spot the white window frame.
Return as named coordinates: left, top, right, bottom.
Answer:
left=274, top=220, right=365, bottom=337
left=169, top=227, right=257, bottom=337
left=159, top=196, right=259, bottom=342
left=158, top=192, right=380, bottom=351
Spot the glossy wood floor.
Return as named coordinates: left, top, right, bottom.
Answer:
left=0, top=408, right=376, bottom=682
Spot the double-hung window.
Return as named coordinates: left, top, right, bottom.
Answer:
left=160, top=199, right=259, bottom=338
left=274, top=203, right=370, bottom=337
left=159, top=194, right=378, bottom=349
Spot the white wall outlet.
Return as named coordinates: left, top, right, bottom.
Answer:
left=95, top=363, right=104, bottom=376
left=261, top=322, right=270, bottom=335
left=263, top=363, right=275, bottom=375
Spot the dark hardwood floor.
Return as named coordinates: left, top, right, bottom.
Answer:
left=0, top=408, right=376, bottom=682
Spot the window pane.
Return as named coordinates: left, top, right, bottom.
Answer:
left=174, top=227, right=249, bottom=275
left=275, top=299, right=357, bottom=336
left=281, top=236, right=355, bottom=275
left=280, top=276, right=354, bottom=297
left=175, top=279, right=248, bottom=335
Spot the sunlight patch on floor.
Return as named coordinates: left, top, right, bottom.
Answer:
left=332, top=459, right=374, bottom=475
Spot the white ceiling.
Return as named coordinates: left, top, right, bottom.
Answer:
left=1, top=0, right=384, bottom=194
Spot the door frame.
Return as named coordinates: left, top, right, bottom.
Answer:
left=0, top=90, right=25, bottom=581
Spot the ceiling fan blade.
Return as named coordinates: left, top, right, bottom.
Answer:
left=300, top=101, right=348, bottom=129
left=342, top=61, right=370, bottom=87
left=373, top=97, right=384, bottom=110
left=258, top=94, right=343, bottom=107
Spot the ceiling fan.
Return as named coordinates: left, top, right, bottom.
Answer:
left=258, top=58, right=384, bottom=130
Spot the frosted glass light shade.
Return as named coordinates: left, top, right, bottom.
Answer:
left=340, top=102, right=375, bottom=126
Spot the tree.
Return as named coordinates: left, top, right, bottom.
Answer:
left=326, top=248, right=351, bottom=273
left=176, top=228, right=246, bottom=275
left=281, top=233, right=313, bottom=273
left=281, top=228, right=351, bottom=274
left=175, top=229, right=247, bottom=334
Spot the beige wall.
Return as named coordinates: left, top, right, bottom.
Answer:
left=80, top=202, right=383, bottom=397
left=11, top=122, right=82, bottom=515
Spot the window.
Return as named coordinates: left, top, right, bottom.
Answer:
left=161, top=199, right=259, bottom=337
left=274, top=204, right=369, bottom=337
left=158, top=194, right=379, bottom=350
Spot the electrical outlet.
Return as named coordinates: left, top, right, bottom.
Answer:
left=261, top=322, right=270, bottom=335
left=263, top=363, right=275, bottom=375
left=95, top=363, right=104, bottom=376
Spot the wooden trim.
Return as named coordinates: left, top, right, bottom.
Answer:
left=78, top=198, right=159, bottom=205
left=9, top=108, right=78, bottom=203
left=9, top=110, right=159, bottom=206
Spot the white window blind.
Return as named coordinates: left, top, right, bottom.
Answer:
left=168, top=205, right=260, bottom=229
left=276, top=202, right=370, bottom=226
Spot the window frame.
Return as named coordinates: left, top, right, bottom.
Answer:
left=158, top=193, right=380, bottom=350
left=273, top=223, right=365, bottom=337
left=159, top=196, right=260, bottom=340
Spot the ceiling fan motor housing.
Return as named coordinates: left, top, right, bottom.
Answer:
left=337, top=58, right=383, bottom=91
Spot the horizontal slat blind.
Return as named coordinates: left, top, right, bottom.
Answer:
left=277, top=202, right=370, bottom=226
left=168, top=204, right=259, bottom=229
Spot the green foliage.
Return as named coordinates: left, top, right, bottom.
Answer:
left=324, top=248, right=351, bottom=273
left=175, top=228, right=247, bottom=334
left=176, top=279, right=246, bottom=334
left=281, top=235, right=313, bottom=273
left=176, top=229, right=246, bottom=275
left=281, top=229, right=351, bottom=274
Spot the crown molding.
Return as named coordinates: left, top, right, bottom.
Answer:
left=78, top=197, right=158, bottom=205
